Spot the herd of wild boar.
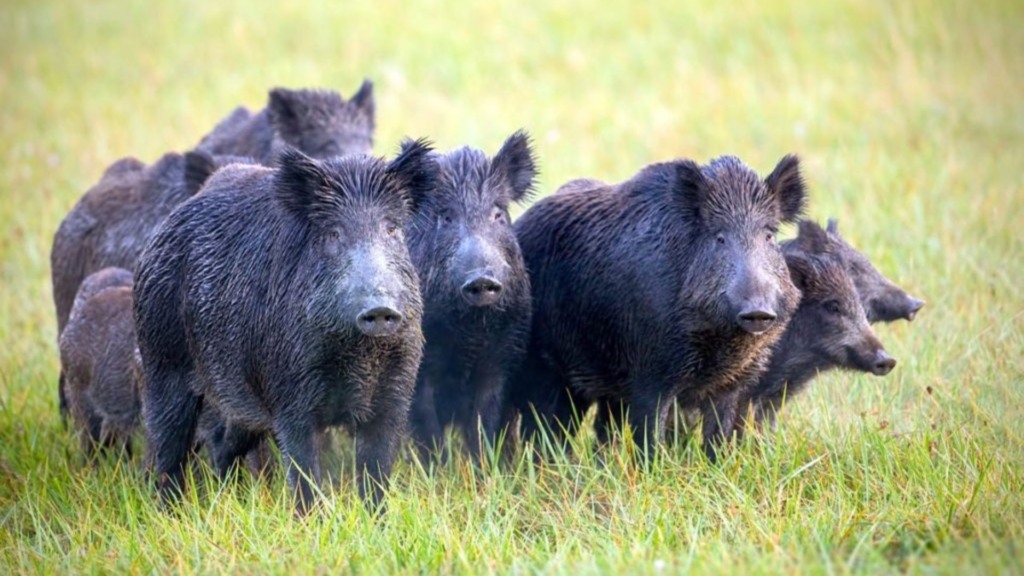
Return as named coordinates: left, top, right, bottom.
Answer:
left=50, top=80, right=925, bottom=513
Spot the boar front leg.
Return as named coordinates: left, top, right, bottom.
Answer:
left=274, top=416, right=319, bottom=515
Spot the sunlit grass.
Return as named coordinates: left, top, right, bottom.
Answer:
left=1, top=0, right=1022, bottom=573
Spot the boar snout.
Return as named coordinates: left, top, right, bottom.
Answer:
left=736, top=307, right=778, bottom=335
left=461, top=275, right=503, bottom=307
left=906, top=298, right=925, bottom=321
left=872, top=350, right=897, bottom=375
left=356, top=305, right=405, bottom=337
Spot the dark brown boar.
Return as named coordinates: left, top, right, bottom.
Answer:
left=508, top=154, right=807, bottom=458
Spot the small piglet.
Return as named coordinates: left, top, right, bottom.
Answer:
left=60, top=267, right=139, bottom=457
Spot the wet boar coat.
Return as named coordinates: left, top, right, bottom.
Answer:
left=195, top=80, right=375, bottom=164
left=510, top=155, right=806, bottom=453
left=133, top=143, right=436, bottom=512
left=406, top=131, right=536, bottom=460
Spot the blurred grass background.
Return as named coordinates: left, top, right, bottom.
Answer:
left=1, top=0, right=1022, bottom=573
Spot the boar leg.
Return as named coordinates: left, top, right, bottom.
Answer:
left=146, top=369, right=202, bottom=503
left=354, top=402, right=408, bottom=513
left=464, top=368, right=506, bottom=463
left=519, top=383, right=585, bottom=457
left=58, top=370, right=69, bottom=425
left=700, top=390, right=740, bottom=463
left=410, top=377, right=445, bottom=465
left=274, top=417, right=319, bottom=515
left=274, top=414, right=317, bottom=512
left=753, top=394, right=784, bottom=432
left=625, top=393, right=670, bottom=462
left=211, top=422, right=264, bottom=479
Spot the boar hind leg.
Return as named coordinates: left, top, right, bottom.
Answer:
left=145, top=369, right=202, bottom=503
left=58, top=370, right=69, bottom=425
left=211, top=423, right=264, bottom=479
left=520, top=386, right=585, bottom=458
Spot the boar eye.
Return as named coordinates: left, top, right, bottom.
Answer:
left=823, top=300, right=842, bottom=315
left=438, top=210, right=453, bottom=226
left=492, top=206, right=506, bottom=224
left=385, top=222, right=399, bottom=237
left=715, top=234, right=726, bottom=245
left=766, top=226, right=778, bottom=243
left=323, top=230, right=343, bottom=256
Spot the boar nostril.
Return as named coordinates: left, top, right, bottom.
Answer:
left=461, top=277, right=503, bottom=307
left=906, top=298, right=925, bottom=321
left=356, top=306, right=404, bottom=337
left=736, top=309, right=777, bottom=335
left=873, top=353, right=897, bottom=376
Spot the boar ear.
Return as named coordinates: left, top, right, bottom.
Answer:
left=491, top=130, right=538, bottom=204
left=785, top=252, right=819, bottom=293
left=183, top=150, right=219, bottom=197
left=826, top=217, right=840, bottom=235
left=388, top=138, right=439, bottom=212
left=274, top=147, right=337, bottom=221
left=765, top=154, right=806, bottom=223
left=671, top=160, right=709, bottom=221
left=795, top=219, right=832, bottom=254
left=349, top=79, right=375, bottom=118
left=268, top=88, right=306, bottom=143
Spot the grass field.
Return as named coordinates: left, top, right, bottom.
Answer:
left=1, top=0, right=1022, bottom=573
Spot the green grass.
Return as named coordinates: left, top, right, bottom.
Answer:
left=1, top=0, right=1022, bottom=573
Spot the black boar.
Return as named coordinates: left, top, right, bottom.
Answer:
left=134, top=142, right=437, bottom=513
left=784, top=218, right=924, bottom=323
left=195, top=80, right=375, bottom=164
left=508, top=155, right=806, bottom=457
left=406, top=131, right=536, bottom=463
left=60, top=267, right=138, bottom=457
left=51, top=151, right=256, bottom=418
